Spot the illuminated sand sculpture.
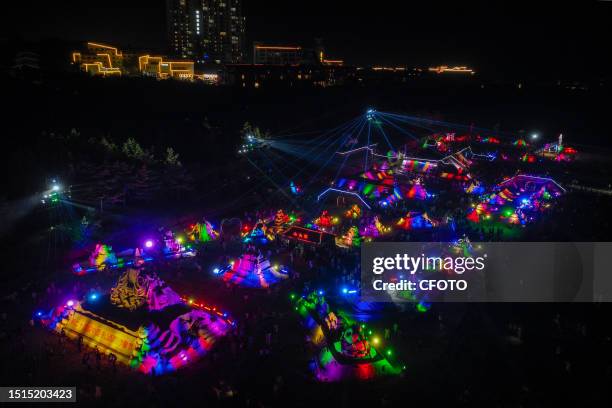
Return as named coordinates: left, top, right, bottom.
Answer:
left=40, top=268, right=234, bottom=374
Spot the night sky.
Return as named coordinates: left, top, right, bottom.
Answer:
left=3, top=1, right=611, bottom=78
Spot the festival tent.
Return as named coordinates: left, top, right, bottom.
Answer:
left=222, top=253, right=288, bottom=288
left=513, top=139, right=529, bottom=147
left=336, top=226, right=362, bottom=248
left=466, top=209, right=480, bottom=223
left=396, top=212, right=436, bottom=230
left=406, top=183, right=427, bottom=200
left=314, top=210, right=338, bottom=230
left=187, top=220, right=218, bottom=242
left=465, top=182, right=484, bottom=195
left=345, top=204, right=362, bottom=219
left=360, top=217, right=391, bottom=238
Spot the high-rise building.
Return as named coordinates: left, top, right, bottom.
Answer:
left=166, top=0, right=245, bottom=64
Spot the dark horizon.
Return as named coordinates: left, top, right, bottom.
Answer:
left=2, top=1, right=611, bottom=78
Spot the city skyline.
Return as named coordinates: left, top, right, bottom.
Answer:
left=2, top=1, right=611, bottom=78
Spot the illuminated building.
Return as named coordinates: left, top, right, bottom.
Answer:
left=229, top=40, right=349, bottom=87
left=166, top=0, right=193, bottom=59
left=253, top=41, right=343, bottom=66
left=71, top=42, right=218, bottom=83
left=253, top=44, right=302, bottom=65
left=72, top=42, right=123, bottom=76
left=428, top=65, right=475, bottom=74
left=356, top=66, right=422, bottom=84
left=316, top=40, right=343, bottom=66
left=322, top=59, right=344, bottom=66
left=224, top=64, right=356, bottom=88
left=196, top=72, right=220, bottom=84
left=371, top=66, right=407, bottom=72
left=166, top=0, right=245, bottom=63
left=138, top=55, right=195, bottom=80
